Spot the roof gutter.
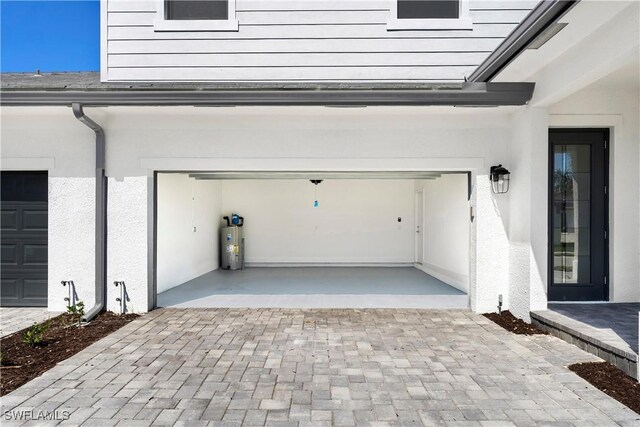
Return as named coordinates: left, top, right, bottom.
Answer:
left=0, top=82, right=534, bottom=107
left=468, top=0, right=580, bottom=82
left=72, top=103, right=107, bottom=324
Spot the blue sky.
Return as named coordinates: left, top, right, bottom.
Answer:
left=1, top=0, right=100, bottom=72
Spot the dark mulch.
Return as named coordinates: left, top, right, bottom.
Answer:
left=569, top=361, right=640, bottom=415
left=0, top=312, right=138, bottom=396
left=483, top=311, right=547, bottom=335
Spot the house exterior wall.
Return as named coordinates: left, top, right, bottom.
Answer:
left=1, top=106, right=514, bottom=313
left=0, top=110, right=97, bottom=312
left=103, top=0, right=535, bottom=82
left=2, top=96, right=637, bottom=315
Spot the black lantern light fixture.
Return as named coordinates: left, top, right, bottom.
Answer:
left=489, top=164, right=510, bottom=194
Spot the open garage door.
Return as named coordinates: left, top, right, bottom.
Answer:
left=1, top=172, right=48, bottom=307
left=154, top=171, right=470, bottom=309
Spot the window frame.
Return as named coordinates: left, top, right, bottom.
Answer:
left=387, top=0, right=472, bottom=31
left=154, top=0, right=239, bottom=32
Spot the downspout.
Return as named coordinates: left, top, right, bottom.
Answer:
left=72, top=103, right=107, bottom=323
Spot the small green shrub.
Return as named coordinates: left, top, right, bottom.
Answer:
left=67, top=301, right=85, bottom=326
left=66, top=300, right=85, bottom=316
left=22, top=322, right=49, bottom=347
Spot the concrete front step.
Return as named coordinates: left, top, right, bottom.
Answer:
left=531, top=309, right=638, bottom=380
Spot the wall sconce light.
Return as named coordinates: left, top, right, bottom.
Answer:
left=490, top=164, right=510, bottom=194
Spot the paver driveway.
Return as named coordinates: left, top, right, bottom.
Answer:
left=0, top=308, right=60, bottom=338
left=1, top=308, right=638, bottom=426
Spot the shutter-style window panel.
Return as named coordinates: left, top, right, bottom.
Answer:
left=166, top=0, right=228, bottom=20
left=397, top=0, right=460, bottom=19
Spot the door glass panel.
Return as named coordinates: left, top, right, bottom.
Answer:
left=552, top=144, right=591, bottom=284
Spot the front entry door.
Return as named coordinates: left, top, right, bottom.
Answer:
left=548, top=129, right=608, bottom=301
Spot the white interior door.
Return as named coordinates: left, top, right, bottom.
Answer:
left=415, top=190, right=424, bottom=264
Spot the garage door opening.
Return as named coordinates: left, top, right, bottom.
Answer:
left=155, top=171, right=470, bottom=309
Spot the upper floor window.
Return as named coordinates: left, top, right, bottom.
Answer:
left=388, top=0, right=472, bottom=30
left=154, top=0, right=238, bottom=32
left=166, top=0, right=228, bottom=20
left=398, top=0, right=459, bottom=19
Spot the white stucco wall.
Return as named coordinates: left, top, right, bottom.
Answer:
left=156, top=173, right=222, bottom=294
left=508, top=107, right=550, bottom=321
left=1, top=109, right=97, bottom=312
left=107, top=176, right=149, bottom=312
left=415, top=175, right=470, bottom=292
left=1, top=106, right=514, bottom=314
left=219, top=179, right=415, bottom=265
left=104, top=107, right=511, bottom=312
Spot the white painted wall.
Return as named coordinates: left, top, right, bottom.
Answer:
left=1, top=106, right=514, bottom=313
left=107, top=176, right=149, bottom=312
left=415, top=175, right=470, bottom=292
left=220, top=179, right=415, bottom=264
left=0, top=110, right=97, bottom=312
left=156, top=174, right=222, bottom=293
left=508, top=107, right=550, bottom=321
left=549, top=88, right=640, bottom=303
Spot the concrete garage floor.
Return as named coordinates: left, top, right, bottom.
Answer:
left=2, top=308, right=637, bottom=426
left=157, top=267, right=467, bottom=309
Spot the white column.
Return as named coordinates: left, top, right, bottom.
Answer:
left=106, top=176, right=150, bottom=313
left=508, top=107, right=549, bottom=321
left=48, top=177, right=96, bottom=312
left=471, top=173, right=510, bottom=313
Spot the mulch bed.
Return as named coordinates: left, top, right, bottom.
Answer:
left=483, top=310, right=547, bottom=335
left=569, top=361, right=640, bottom=414
left=0, top=312, right=138, bottom=396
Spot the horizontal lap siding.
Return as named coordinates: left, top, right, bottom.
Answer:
left=106, top=0, right=535, bottom=82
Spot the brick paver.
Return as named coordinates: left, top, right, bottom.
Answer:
left=1, top=308, right=638, bottom=426
left=0, top=308, right=61, bottom=338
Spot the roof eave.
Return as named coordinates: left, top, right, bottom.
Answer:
left=468, top=0, right=580, bottom=83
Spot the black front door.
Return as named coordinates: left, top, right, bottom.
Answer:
left=1, top=172, right=48, bottom=306
left=548, top=129, right=608, bottom=301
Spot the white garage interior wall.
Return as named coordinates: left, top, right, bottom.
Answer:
left=415, top=175, right=470, bottom=293
left=157, top=174, right=222, bottom=293
left=156, top=173, right=470, bottom=295
left=220, top=179, right=415, bottom=265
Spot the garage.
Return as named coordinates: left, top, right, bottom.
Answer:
left=155, top=171, right=470, bottom=309
left=1, top=171, right=48, bottom=307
